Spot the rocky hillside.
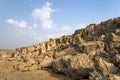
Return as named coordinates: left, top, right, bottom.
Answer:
left=0, top=17, right=120, bottom=80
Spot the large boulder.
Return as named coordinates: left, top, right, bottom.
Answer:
left=97, top=57, right=118, bottom=76
left=53, top=54, right=94, bottom=79
left=40, top=56, right=53, bottom=68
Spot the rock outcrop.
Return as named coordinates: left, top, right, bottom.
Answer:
left=0, top=17, right=120, bottom=80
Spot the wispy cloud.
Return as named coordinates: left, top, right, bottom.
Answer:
left=5, top=18, right=38, bottom=37
left=32, top=2, right=55, bottom=29
left=5, top=19, right=27, bottom=28
left=5, top=2, right=86, bottom=45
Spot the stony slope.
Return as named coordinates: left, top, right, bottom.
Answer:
left=0, top=17, right=120, bottom=80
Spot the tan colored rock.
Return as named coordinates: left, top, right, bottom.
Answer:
left=28, top=64, right=40, bottom=71
left=26, top=52, right=33, bottom=57
left=52, top=55, right=72, bottom=72
left=72, top=34, right=84, bottom=45
left=33, top=50, right=40, bottom=56
left=54, top=47, right=78, bottom=58
left=18, top=64, right=28, bottom=72
left=109, top=74, right=120, bottom=80
left=77, top=41, right=104, bottom=54
left=40, top=56, right=53, bottom=68
left=16, top=55, right=23, bottom=62
left=34, top=44, right=41, bottom=50
left=98, top=57, right=118, bottom=76
left=53, top=54, right=94, bottom=79
left=1, top=53, right=8, bottom=59
left=40, top=43, right=46, bottom=53
left=27, top=46, right=36, bottom=52
left=22, top=48, right=28, bottom=55
left=1, top=17, right=120, bottom=79
left=89, top=70, right=105, bottom=80
left=27, top=58, right=36, bottom=65
left=115, top=54, right=120, bottom=63
left=46, top=38, right=56, bottom=51
left=8, top=57, right=15, bottom=61
left=109, top=33, right=120, bottom=42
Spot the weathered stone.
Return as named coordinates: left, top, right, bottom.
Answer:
left=22, top=48, right=28, bottom=55
left=89, top=70, right=105, bottom=80
left=1, top=17, right=120, bottom=80
left=40, top=56, right=53, bottom=68
left=28, top=64, right=40, bottom=71
left=18, top=65, right=28, bottom=72
left=40, top=43, right=46, bottom=53
left=53, top=54, right=94, bottom=79
left=54, top=47, right=79, bottom=58
left=98, top=57, right=118, bottom=76
left=115, top=54, right=120, bottom=63
left=27, top=58, right=36, bottom=65
left=109, top=74, right=120, bottom=80
left=26, top=52, right=33, bottom=57
left=34, top=44, right=41, bottom=50
left=77, top=41, right=104, bottom=54
left=27, top=46, right=36, bottom=52
left=72, top=34, right=84, bottom=45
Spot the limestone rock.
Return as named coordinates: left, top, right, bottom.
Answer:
left=53, top=54, right=94, bottom=79
left=77, top=41, right=104, bottom=54
left=114, top=54, right=120, bottom=64
left=54, top=47, right=78, bottom=58
left=18, top=64, right=28, bottom=72
left=89, top=70, right=105, bottom=80
left=28, top=64, right=40, bottom=71
left=27, top=46, right=36, bottom=52
left=109, top=74, right=120, bottom=80
left=1, top=17, right=120, bottom=80
left=98, top=57, right=118, bottom=76
left=40, top=56, right=53, bottom=68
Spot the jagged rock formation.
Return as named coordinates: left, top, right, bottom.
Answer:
left=0, top=17, right=120, bottom=80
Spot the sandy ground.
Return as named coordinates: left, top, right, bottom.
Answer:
left=0, top=60, right=71, bottom=80
left=0, top=70, right=71, bottom=80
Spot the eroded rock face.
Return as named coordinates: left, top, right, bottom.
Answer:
left=53, top=54, right=94, bottom=79
left=97, top=57, right=118, bottom=76
left=0, top=17, right=120, bottom=80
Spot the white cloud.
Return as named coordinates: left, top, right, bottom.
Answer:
left=41, top=19, right=55, bottom=29
left=32, top=2, right=55, bottom=29
left=60, top=25, right=72, bottom=31
left=5, top=18, right=38, bottom=36
left=6, top=19, right=27, bottom=28
left=32, top=2, right=52, bottom=20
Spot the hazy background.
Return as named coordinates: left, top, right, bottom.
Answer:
left=0, top=0, right=120, bottom=49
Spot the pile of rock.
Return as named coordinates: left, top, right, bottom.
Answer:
left=0, top=17, right=120, bottom=80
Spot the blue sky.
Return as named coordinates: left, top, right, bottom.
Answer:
left=0, top=0, right=120, bottom=49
